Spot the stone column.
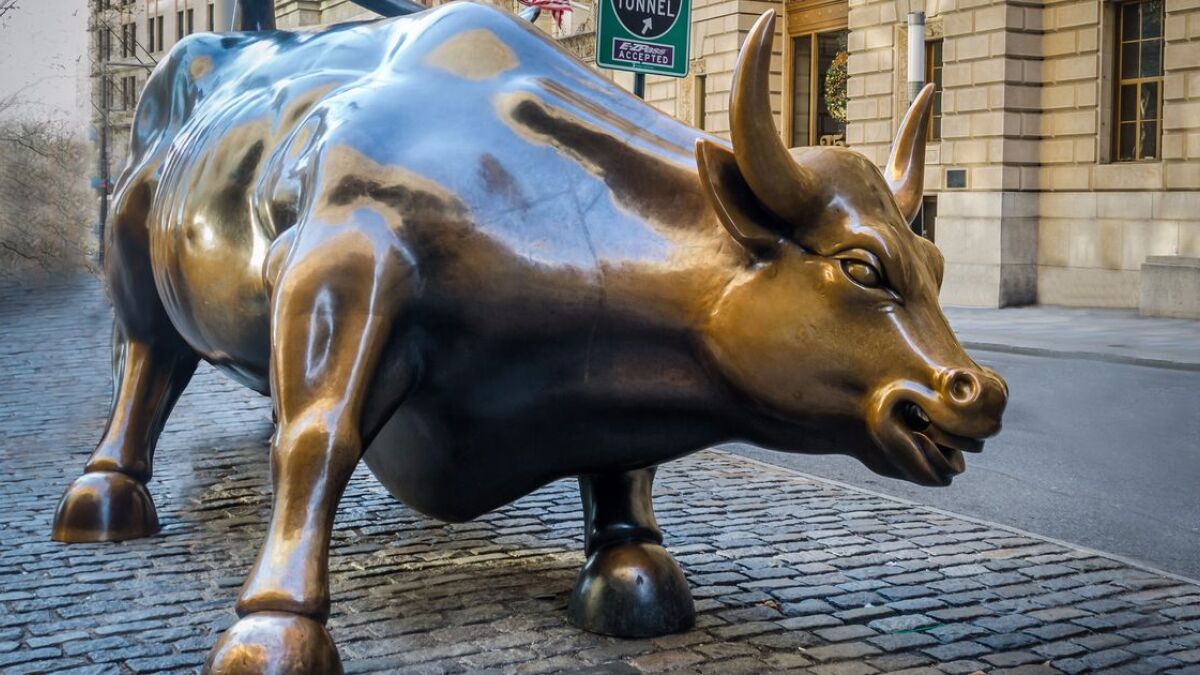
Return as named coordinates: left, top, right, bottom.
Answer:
left=847, top=0, right=1039, bottom=307
left=932, top=0, right=1040, bottom=306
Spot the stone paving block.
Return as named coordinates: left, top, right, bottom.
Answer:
left=814, top=624, right=877, bottom=643
left=4, top=278, right=1200, bottom=672
left=992, top=667, right=1059, bottom=675
left=867, top=613, right=936, bottom=633
left=982, top=650, right=1044, bottom=667
left=974, top=613, right=1041, bottom=633
left=936, top=659, right=989, bottom=674
left=979, top=631, right=1039, bottom=651
left=809, top=662, right=881, bottom=675
left=869, top=654, right=937, bottom=671
left=867, top=631, right=938, bottom=652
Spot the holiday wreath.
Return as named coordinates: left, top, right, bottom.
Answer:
left=824, top=51, right=848, bottom=123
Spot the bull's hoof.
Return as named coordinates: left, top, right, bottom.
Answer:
left=204, top=612, right=342, bottom=675
left=568, top=541, right=695, bottom=638
left=51, top=471, right=159, bottom=543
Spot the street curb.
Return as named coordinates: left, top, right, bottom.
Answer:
left=719, top=449, right=1200, bottom=589
left=962, top=340, right=1200, bottom=373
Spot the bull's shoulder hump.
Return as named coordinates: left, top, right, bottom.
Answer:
left=127, top=32, right=269, bottom=154
left=150, top=31, right=261, bottom=91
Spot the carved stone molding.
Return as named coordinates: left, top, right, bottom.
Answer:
left=558, top=31, right=597, bottom=63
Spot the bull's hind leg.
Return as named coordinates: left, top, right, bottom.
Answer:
left=53, top=177, right=199, bottom=543
left=569, top=467, right=696, bottom=637
left=205, top=221, right=415, bottom=675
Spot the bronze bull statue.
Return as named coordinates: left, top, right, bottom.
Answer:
left=51, top=4, right=1007, bottom=672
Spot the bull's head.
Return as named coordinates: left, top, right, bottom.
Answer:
left=697, top=10, right=1007, bottom=486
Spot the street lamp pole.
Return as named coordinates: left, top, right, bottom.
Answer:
left=906, top=10, right=926, bottom=235
left=906, top=11, right=925, bottom=105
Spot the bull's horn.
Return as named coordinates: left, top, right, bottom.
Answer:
left=730, top=10, right=822, bottom=226
left=886, top=83, right=935, bottom=225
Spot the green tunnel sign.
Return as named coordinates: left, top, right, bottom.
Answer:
left=596, top=0, right=691, bottom=77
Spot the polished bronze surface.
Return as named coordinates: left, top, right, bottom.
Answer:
left=51, top=471, right=160, bottom=542
left=52, top=4, right=1006, bottom=672
left=569, top=468, right=696, bottom=637
left=204, top=611, right=342, bottom=675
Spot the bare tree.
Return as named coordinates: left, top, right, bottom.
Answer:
left=0, top=105, right=97, bottom=279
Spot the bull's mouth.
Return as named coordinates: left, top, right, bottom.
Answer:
left=898, top=402, right=984, bottom=485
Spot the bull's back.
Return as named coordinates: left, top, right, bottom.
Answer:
left=136, top=2, right=715, bottom=396
left=137, top=21, right=399, bottom=389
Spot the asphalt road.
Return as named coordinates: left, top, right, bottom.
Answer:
left=732, top=349, right=1200, bottom=580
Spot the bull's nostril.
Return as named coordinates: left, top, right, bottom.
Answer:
left=948, top=371, right=979, bottom=403
left=901, top=402, right=931, bottom=431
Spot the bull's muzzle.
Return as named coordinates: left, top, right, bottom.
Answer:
left=929, top=366, right=1008, bottom=438
left=870, top=366, right=1008, bottom=486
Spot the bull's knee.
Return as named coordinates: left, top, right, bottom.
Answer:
left=52, top=471, right=159, bottom=543
left=204, top=612, right=342, bottom=675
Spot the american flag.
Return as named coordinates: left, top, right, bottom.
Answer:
left=519, top=0, right=573, bottom=29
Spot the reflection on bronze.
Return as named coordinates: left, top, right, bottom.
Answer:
left=52, top=5, right=1007, bottom=672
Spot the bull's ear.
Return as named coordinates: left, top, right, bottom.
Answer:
left=696, top=138, right=781, bottom=260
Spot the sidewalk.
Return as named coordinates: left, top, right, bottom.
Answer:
left=944, top=305, right=1200, bottom=370
left=3, top=277, right=1200, bottom=674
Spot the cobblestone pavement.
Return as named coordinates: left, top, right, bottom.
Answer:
left=4, top=277, right=1200, bottom=675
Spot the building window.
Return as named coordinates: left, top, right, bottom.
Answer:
left=914, top=196, right=937, bottom=240
left=925, top=40, right=943, bottom=141
left=207, top=3, right=215, bottom=31
left=1115, top=0, right=1163, bottom=161
left=147, top=18, right=155, bottom=52
left=789, top=29, right=848, bottom=147
left=187, top=9, right=195, bottom=35
left=177, top=10, right=185, bottom=39
left=99, top=28, right=112, bottom=62
left=156, top=16, right=164, bottom=52
left=122, top=76, right=138, bottom=111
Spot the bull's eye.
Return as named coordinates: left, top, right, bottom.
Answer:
left=842, top=260, right=882, bottom=288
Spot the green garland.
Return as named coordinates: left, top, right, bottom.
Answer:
left=824, top=51, right=848, bottom=124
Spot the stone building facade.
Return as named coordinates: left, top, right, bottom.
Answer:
left=93, top=0, right=1200, bottom=308
left=629, top=0, right=1200, bottom=308
left=90, top=0, right=239, bottom=186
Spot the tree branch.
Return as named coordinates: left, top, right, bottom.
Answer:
left=0, top=1, right=18, bottom=26
left=1, top=241, right=38, bottom=262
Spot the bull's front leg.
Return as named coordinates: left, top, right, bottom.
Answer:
left=569, top=467, right=696, bottom=637
left=205, top=220, right=415, bottom=675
